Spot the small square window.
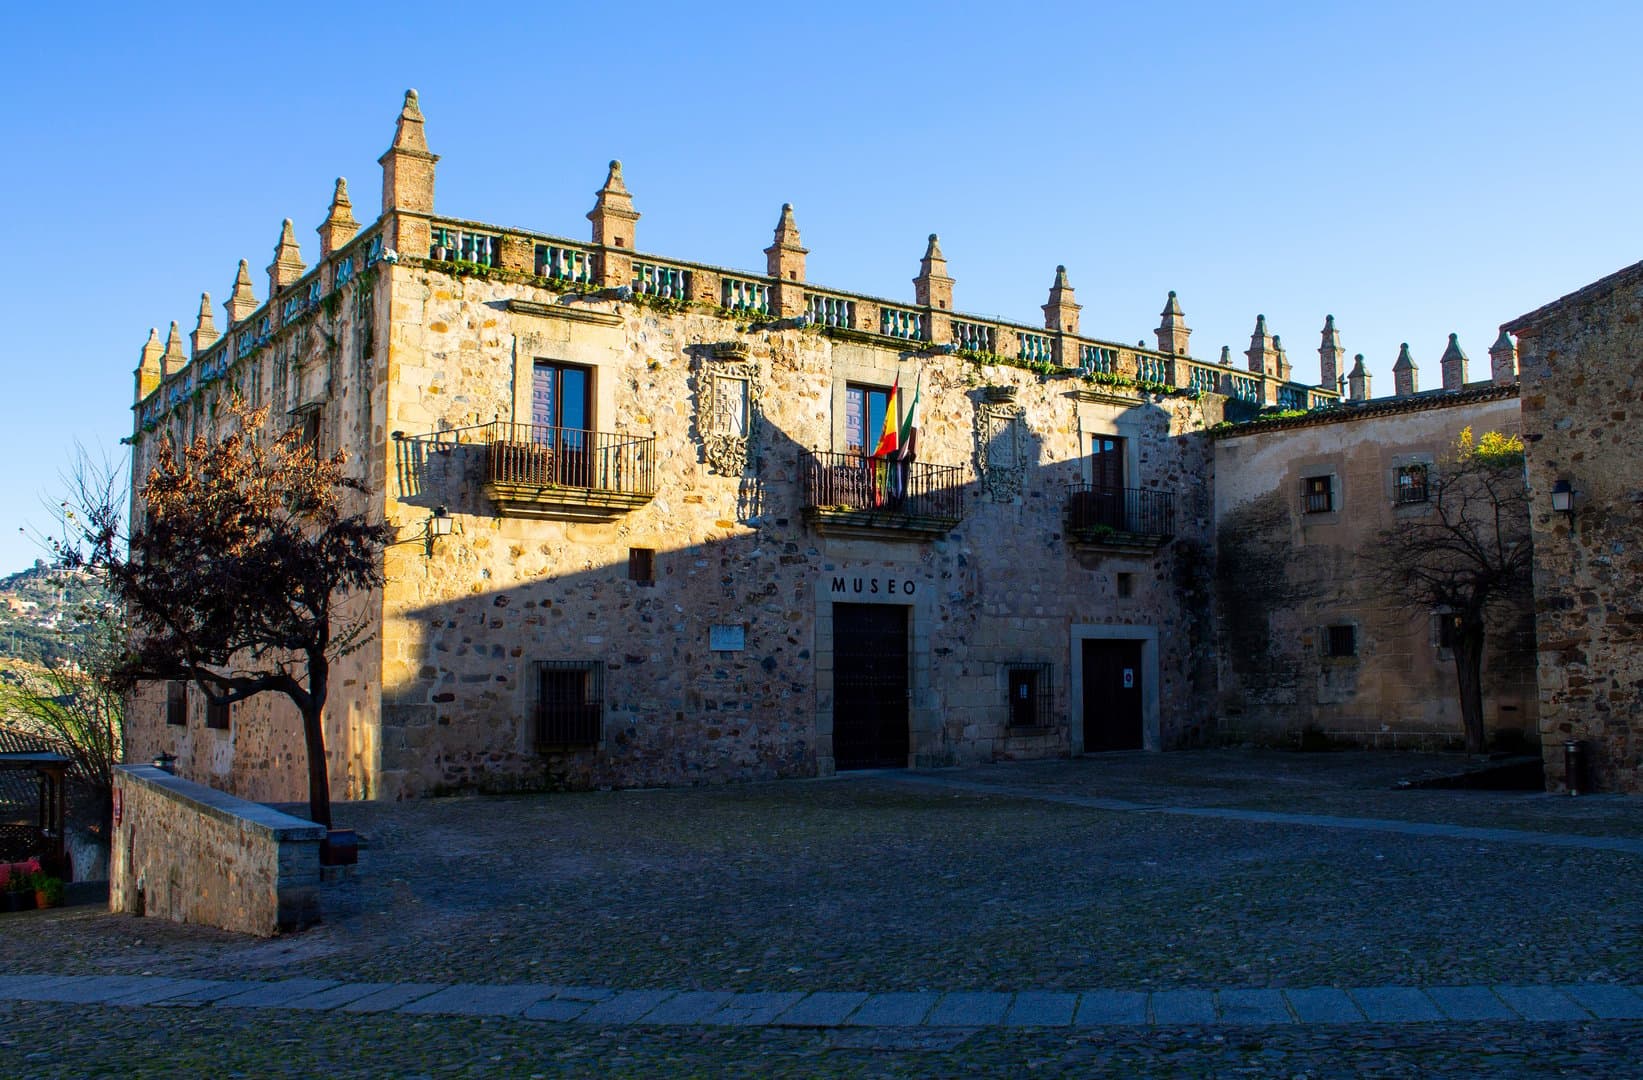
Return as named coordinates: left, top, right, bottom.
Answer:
left=1006, top=663, right=1052, bottom=728
left=1395, top=464, right=1429, bottom=504
left=1302, top=475, right=1334, bottom=514
left=628, top=547, right=655, bottom=585
left=1324, top=625, right=1357, bottom=658
left=1115, top=573, right=1133, bottom=598
left=165, top=681, right=187, bottom=726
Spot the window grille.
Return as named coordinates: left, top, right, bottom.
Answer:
left=1006, top=663, right=1052, bottom=728
left=628, top=547, right=656, bottom=585
left=1302, top=475, right=1333, bottom=514
left=1324, top=625, right=1357, bottom=658
left=165, top=681, right=187, bottom=726
left=534, top=660, right=604, bottom=750
left=1395, top=464, right=1430, bottom=504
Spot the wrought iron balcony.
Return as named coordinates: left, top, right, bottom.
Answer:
left=801, top=450, right=966, bottom=540
left=483, top=422, right=655, bottom=521
left=1064, top=483, right=1176, bottom=550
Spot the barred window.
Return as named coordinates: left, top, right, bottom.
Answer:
left=1324, top=625, right=1357, bottom=658
left=1006, top=663, right=1052, bottom=728
left=1302, top=475, right=1334, bottom=514
left=1395, top=464, right=1429, bottom=504
left=205, top=697, right=230, bottom=731
left=628, top=547, right=656, bottom=585
left=534, top=661, right=604, bottom=751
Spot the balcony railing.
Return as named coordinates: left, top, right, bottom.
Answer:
left=482, top=422, right=656, bottom=520
left=1064, top=483, right=1176, bottom=547
left=801, top=450, right=965, bottom=539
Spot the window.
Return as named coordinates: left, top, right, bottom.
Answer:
left=1395, top=464, right=1430, bottom=505
left=295, top=406, right=321, bottom=452
left=1006, top=663, right=1052, bottom=728
left=1302, top=475, right=1334, bottom=514
left=205, top=698, right=230, bottom=731
left=628, top=547, right=656, bottom=585
left=1115, top=572, right=1134, bottom=599
left=1324, top=625, right=1357, bottom=658
left=534, top=660, right=604, bottom=750
left=532, top=361, right=592, bottom=432
left=844, top=384, right=892, bottom=456
left=1434, top=610, right=1460, bottom=655
left=165, top=681, right=187, bottom=726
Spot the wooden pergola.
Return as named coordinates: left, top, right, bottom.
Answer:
left=0, top=751, right=70, bottom=876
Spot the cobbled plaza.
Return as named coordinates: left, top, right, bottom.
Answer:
left=6, top=751, right=1643, bottom=1077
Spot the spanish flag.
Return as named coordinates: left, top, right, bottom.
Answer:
left=872, top=374, right=901, bottom=458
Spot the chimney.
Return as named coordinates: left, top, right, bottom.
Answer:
left=1489, top=329, right=1517, bottom=385
left=1440, top=333, right=1469, bottom=390
left=1392, top=342, right=1419, bottom=396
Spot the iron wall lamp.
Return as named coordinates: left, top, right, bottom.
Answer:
left=1550, top=479, right=1575, bottom=530
left=391, top=506, right=455, bottom=555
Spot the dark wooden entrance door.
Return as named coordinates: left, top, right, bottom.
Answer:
left=1082, top=639, right=1143, bottom=751
left=833, top=603, right=909, bottom=769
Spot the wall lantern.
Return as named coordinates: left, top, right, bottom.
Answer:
left=429, top=506, right=454, bottom=538
left=1550, top=479, right=1575, bottom=529
left=152, top=751, right=177, bottom=773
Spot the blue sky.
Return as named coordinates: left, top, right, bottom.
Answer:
left=3, top=1, right=1639, bottom=575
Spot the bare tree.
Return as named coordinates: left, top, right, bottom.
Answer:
left=1370, top=429, right=1533, bottom=753
left=57, top=398, right=392, bottom=827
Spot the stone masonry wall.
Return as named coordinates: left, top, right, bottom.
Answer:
left=110, top=764, right=324, bottom=936
left=1212, top=392, right=1539, bottom=748
left=375, top=261, right=1218, bottom=797
left=1512, top=265, right=1643, bottom=793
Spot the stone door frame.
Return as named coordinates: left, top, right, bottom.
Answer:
left=1069, top=623, right=1160, bottom=754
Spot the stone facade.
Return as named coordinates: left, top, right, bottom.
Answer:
left=133, top=91, right=1575, bottom=806
left=110, top=765, right=324, bottom=936
left=1506, top=263, right=1643, bottom=793
left=1212, top=388, right=1539, bottom=748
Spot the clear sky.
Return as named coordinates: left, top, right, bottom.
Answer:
left=3, top=1, right=1639, bottom=575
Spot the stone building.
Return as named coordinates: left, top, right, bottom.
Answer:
left=124, top=92, right=1551, bottom=802
left=1212, top=384, right=1537, bottom=748
left=1505, top=264, right=1643, bottom=794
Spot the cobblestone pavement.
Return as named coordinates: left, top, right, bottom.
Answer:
left=3, top=749, right=1641, bottom=1076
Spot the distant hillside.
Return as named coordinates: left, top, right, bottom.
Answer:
left=0, top=563, right=115, bottom=670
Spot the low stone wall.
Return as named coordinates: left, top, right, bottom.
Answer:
left=110, top=765, right=324, bottom=936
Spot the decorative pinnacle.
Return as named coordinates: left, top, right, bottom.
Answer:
left=1393, top=342, right=1416, bottom=369
left=389, top=89, right=429, bottom=153
left=196, top=292, right=213, bottom=323
left=1491, top=328, right=1514, bottom=352
left=1254, top=314, right=1268, bottom=334
left=1220, top=345, right=1232, bottom=365
left=602, top=160, right=629, bottom=193
left=1162, top=290, right=1183, bottom=317
left=1350, top=353, right=1368, bottom=374
left=1055, top=265, right=1071, bottom=286
left=772, top=202, right=801, bottom=242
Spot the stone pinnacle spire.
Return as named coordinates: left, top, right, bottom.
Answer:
left=914, top=234, right=953, bottom=311
left=1318, top=314, right=1344, bottom=391
left=1043, top=265, right=1080, bottom=335
left=1489, top=328, right=1517, bottom=385
left=765, top=203, right=809, bottom=315
left=1440, top=332, right=1469, bottom=390
left=318, top=177, right=360, bottom=258
left=1155, top=291, right=1189, bottom=355
left=1245, top=314, right=1279, bottom=376
left=390, top=88, right=429, bottom=154
left=191, top=293, right=218, bottom=356
left=162, top=321, right=187, bottom=377
left=1347, top=352, right=1371, bottom=401
left=587, top=159, right=640, bottom=249
left=136, top=327, right=164, bottom=403
left=267, top=218, right=306, bottom=296
left=225, top=259, right=257, bottom=325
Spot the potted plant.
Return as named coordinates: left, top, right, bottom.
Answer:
left=34, top=874, right=65, bottom=909
left=2, top=859, right=40, bottom=913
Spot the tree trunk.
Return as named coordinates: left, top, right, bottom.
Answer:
left=1454, top=622, right=1487, bottom=754
left=299, top=653, right=332, bottom=828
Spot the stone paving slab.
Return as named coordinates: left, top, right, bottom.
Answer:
left=1074, top=989, right=1148, bottom=1025
left=1003, top=991, right=1079, bottom=1027
left=8, top=975, right=154, bottom=1004
left=925, top=991, right=1011, bottom=1027
left=0, top=974, right=73, bottom=997
left=847, top=991, right=939, bottom=1026
left=1561, top=984, right=1643, bottom=1020
left=639, top=990, right=734, bottom=1024
left=1151, top=988, right=1217, bottom=1025
left=521, top=998, right=594, bottom=1022
left=158, top=980, right=267, bottom=1007
left=397, top=982, right=554, bottom=1017
left=281, top=982, right=411, bottom=1011
left=1283, top=987, right=1366, bottom=1023
left=576, top=989, right=678, bottom=1025
left=1349, top=986, right=1444, bottom=1022
left=336, top=982, right=449, bottom=1013
left=1425, top=985, right=1516, bottom=1021
left=104, top=978, right=230, bottom=1006
left=706, top=991, right=807, bottom=1026
left=1493, top=985, right=1589, bottom=1021
left=772, top=991, right=869, bottom=1027
left=1216, top=988, right=1293, bottom=1025
left=216, top=978, right=342, bottom=1008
